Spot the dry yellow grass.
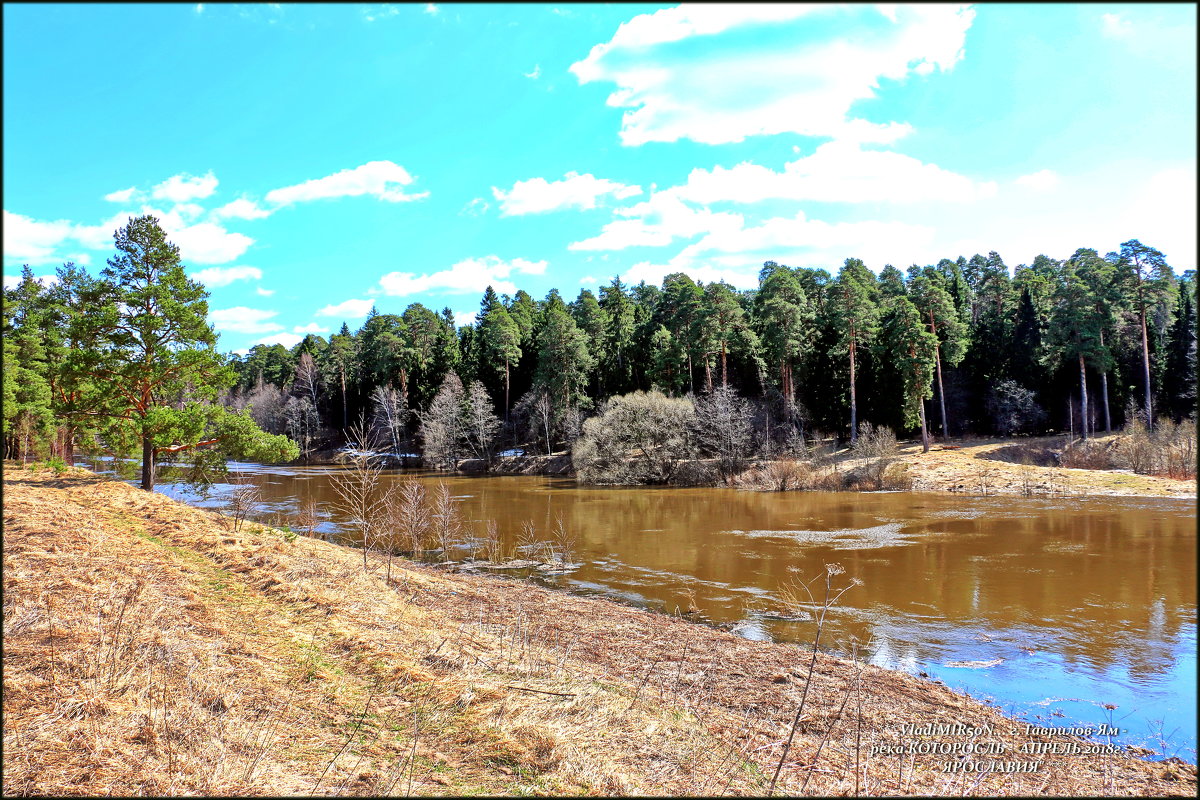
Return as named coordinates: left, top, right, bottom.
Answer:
left=895, top=436, right=1196, bottom=498
left=4, top=464, right=1195, bottom=796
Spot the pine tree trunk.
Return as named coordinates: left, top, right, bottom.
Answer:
left=1079, top=353, right=1089, bottom=442
left=1099, top=330, right=1111, bottom=433
left=931, top=313, right=949, bottom=438
left=1140, top=307, right=1153, bottom=428
left=1101, top=370, right=1111, bottom=433
left=721, top=341, right=728, bottom=387
left=141, top=435, right=155, bottom=491
left=919, top=399, right=929, bottom=453
left=849, top=339, right=858, bottom=444
left=504, top=361, right=510, bottom=423
left=340, top=367, right=348, bottom=431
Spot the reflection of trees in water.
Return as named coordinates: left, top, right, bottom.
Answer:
left=197, top=467, right=1194, bottom=678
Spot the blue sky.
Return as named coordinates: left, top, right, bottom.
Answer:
left=4, top=3, right=1195, bottom=354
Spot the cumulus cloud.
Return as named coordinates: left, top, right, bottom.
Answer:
left=493, top=172, right=642, bottom=215
left=377, top=255, right=547, bottom=297
left=152, top=170, right=219, bottom=203
left=212, top=197, right=272, bottom=220
left=254, top=332, right=303, bottom=349
left=569, top=192, right=742, bottom=251
left=570, top=4, right=974, bottom=146
left=293, top=322, right=330, bottom=334
left=524, top=64, right=541, bottom=79
left=317, top=298, right=376, bottom=318
left=5, top=206, right=252, bottom=266
left=265, top=160, right=429, bottom=206
left=164, top=220, right=254, bottom=264
left=255, top=287, right=275, bottom=297
left=191, top=265, right=263, bottom=288
left=209, top=306, right=283, bottom=334
left=2, top=271, right=59, bottom=291
left=1014, top=169, right=1061, bottom=192
left=452, top=310, right=477, bottom=328
left=3, top=211, right=77, bottom=263
left=104, top=186, right=140, bottom=203
left=676, top=142, right=997, bottom=205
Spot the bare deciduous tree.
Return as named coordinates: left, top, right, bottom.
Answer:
left=693, top=384, right=753, bottom=481
left=419, top=373, right=465, bottom=470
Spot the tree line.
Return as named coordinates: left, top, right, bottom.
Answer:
left=5, top=216, right=1196, bottom=482
left=221, top=241, right=1195, bottom=460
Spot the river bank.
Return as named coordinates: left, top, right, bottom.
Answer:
left=4, top=464, right=1194, bottom=795
left=302, top=435, right=1196, bottom=499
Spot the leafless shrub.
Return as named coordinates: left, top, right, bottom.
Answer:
left=332, top=419, right=388, bottom=570
left=295, top=498, right=320, bottom=539
left=227, top=474, right=262, bottom=534
left=732, top=460, right=813, bottom=491
left=879, top=461, right=912, bottom=490
left=847, top=423, right=897, bottom=489
left=769, top=564, right=863, bottom=796
left=428, top=483, right=463, bottom=558
left=572, top=391, right=696, bottom=485
left=481, top=520, right=504, bottom=564
left=1060, top=439, right=1118, bottom=470
left=393, top=481, right=430, bottom=557
left=1115, top=415, right=1196, bottom=478
left=550, top=514, right=578, bottom=564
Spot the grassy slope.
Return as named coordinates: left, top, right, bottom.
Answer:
left=3, top=465, right=1195, bottom=796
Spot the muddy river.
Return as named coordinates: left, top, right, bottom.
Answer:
left=102, top=460, right=1196, bottom=760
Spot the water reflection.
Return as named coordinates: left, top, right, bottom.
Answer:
left=88, top=458, right=1196, bottom=759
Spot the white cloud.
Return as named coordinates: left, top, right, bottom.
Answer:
left=152, top=170, right=218, bottom=203
left=209, top=306, right=283, bottom=334
left=2, top=271, right=59, bottom=290
left=377, top=255, right=548, bottom=297
left=212, top=197, right=272, bottom=220
left=3, top=211, right=77, bottom=263
left=580, top=275, right=599, bottom=285
left=1014, top=169, right=1061, bottom=192
left=1119, top=165, right=1197, bottom=269
left=621, top=259, right=760, bottom=290
left=5, top=207, right=251, bottom=266
left=104, top=186, right=140, bottom=203
left=424, top=3, right=439, bottom=16
left=293, top=322, right=330, bottom=334
left=265, top=160, right=429, bottom=206
left=317, top=298, right=376, bottom=318
left=524, top=64, right=541, bottom=79
left=493, top=172, right=642, bottom=215
left=569, top=191, right=742, bottom=251
left=676, top=142, right=997, bottom=205
left=570, top=4, right=974, bottom=146
left=362, top=4, right=400, bottom=23
left=452, top=310, right=477, bottom=328
left=191, top=265, right=263, bottom=288
left=254, top=332, right=303, bottom=349
left=256, top=286, right=276, bottom=297
left=1101, top=12, right=1132, bottom=38
left=164, top=220, right=254, bottom=264
left=462, top=197, right=490, bottom=216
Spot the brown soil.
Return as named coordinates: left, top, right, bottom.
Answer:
left=4, top=464, right=1195, bottom=796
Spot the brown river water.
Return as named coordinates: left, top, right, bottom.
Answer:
left=97, top=459, right=1196, bottom=760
